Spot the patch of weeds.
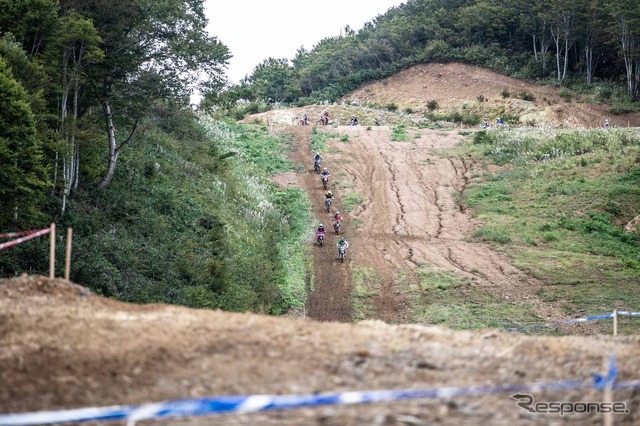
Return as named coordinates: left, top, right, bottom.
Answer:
left=340, top=134, right=349, bottom=142
left=351, top=267, right=382, bottom=320
left=558, top=87, right=572, bottom=101
left=343, top=192, right=364, bottom=212
left=609, top=102, right=639, bottom=115
left=391, top=125, right=410, bottom=142
left=541, top=231, right=559, bottom=242
left=518, top=91, right=535, bottom=101
left=472, top=227, right=512, bottom=243
left=410, top=266, right=540, bottom=329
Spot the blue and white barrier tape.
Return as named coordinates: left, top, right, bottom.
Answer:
left=506, top=311, right=640, bottom=332
left=617, top=311, right=640, bottom=317
left=0, top=358, right=629, bottom=426
left=0, top=381, right=590, bottom=425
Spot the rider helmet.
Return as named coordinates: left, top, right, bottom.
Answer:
left=340, top=237, right=345, bottom=243
left=335, top=211, right=340, bottom=215
left=323, top=167, right=328, bottom=171
left=319, top=224, right=323, bottom=227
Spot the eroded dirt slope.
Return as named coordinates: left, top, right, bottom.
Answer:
left=313, top=125, right=572, bottom=326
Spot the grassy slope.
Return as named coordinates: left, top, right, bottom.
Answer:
left=47, top=120, right=311, bottom=314
left=457, top=128, right=640, bottom=333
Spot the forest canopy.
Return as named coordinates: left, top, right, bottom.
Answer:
left=225, top=0, right=640, bottom=107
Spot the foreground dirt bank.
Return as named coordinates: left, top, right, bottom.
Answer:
left=1, top=275, right=639, bottom=425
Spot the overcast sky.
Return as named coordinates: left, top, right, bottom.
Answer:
left=204, top=0, right=406, bottom=84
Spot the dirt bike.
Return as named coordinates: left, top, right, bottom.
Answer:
left=325, top=198, right=332, bottom=213
left=314, top=159, right=321, bottom=173
left=316, top=116, right=329, bottom=126
left=316, top=231, right=325, bottom=247
left=333, top=220, right=341, bottom=235
left=299, top=117, right=309, bottom=125
left=338, top=245, right=346, bottom=263
left=321, top=174, right=329, bottom=190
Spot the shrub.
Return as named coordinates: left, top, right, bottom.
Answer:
left=473, top=130, right=494, bottom=145
left=519, top=91, right=535, bottom=101
left=609, top=102, right=638, bottom=115
left=558, top=88, right=572, bottom=101
left=386, top=102, right=398, bottom=111
left=501, top=89, right=511, bottom=98
left=477, top=95, right=486, bottom=103
left=462, top=114, right=482, bottom=126
left=425, top=39, right=451, bottom=61
left=427, top=100, right=439, bottom=111
left=391, top=125, right=410, bottom=141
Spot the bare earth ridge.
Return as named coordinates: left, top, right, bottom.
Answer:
left=1, top=276, right=640, bottom=425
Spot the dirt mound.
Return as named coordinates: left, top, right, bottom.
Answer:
left=248, top=63, right=640, bottom=129
left=343, top=62, right=640, bottom=129
left=2, top=275, right=640, bottom=425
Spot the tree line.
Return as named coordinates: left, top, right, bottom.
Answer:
left=221, top=0, right=640, bottom=108
left=0, top=0, right=312, bottom=314
left=0, top=0, right=230, bottom=228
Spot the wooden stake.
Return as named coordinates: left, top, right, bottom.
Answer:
left=613, top=310, right=618, bottom=337
left=65, top=228, right=73, bottom=281
left=49, top=223, right=56, bottom=279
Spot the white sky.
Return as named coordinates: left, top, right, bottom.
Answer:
left=204, top=0, right=406, bottom=84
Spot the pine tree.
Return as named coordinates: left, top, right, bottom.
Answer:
left=0, top=57, right=49, bottom=229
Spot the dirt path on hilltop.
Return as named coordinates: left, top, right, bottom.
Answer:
left=286, top=126, right=352, bottom=322
left=310, top=125, right=575, bottom=326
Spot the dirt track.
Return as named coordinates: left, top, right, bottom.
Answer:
left=294, top=124, right=573, bottom=326
left=288, top=126, right=352, bottom=322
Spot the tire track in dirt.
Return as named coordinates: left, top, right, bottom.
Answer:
left=286, top=126, right=352, bottom=322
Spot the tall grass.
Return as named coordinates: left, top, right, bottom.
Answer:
left=33, top=120, right=313, bottom=315
left=463, top=127, right=640, bottom=332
